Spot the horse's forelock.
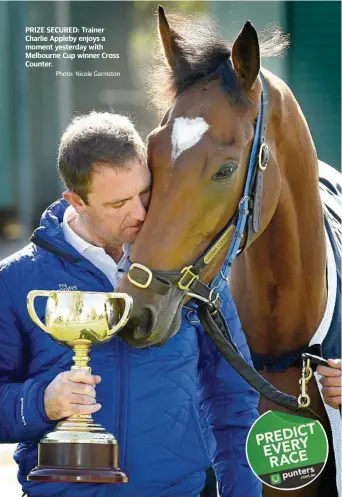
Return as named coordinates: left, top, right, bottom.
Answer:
left=148, top=12, right=289, bottom=116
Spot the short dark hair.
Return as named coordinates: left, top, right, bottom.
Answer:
left=57, top=111, right=146, bottom=203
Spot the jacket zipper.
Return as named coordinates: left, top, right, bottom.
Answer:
left=115, top=337, right=128, bottom=494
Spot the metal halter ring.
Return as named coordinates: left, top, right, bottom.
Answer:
left=209, top=290, right=220, bottom=307
left=127, top=263, right=153, bottom=289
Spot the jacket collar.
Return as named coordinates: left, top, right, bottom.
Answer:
left=31, top=199, right=83, bottom=262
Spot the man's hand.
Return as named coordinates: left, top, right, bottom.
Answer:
left=317, top=359, right=342, bottom=409
left=44, top=369, right=102, bottom=420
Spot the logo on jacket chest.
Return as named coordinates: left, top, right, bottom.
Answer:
left=58, top=283, right=78, bottom=291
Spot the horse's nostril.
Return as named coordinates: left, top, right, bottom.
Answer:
left=132, top=307, right=153, bottom=340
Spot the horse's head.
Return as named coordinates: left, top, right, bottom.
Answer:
left=118, top=7, right=287, bottom=347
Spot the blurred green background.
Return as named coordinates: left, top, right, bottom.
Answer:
left=0, top=1, right=340, bottom=248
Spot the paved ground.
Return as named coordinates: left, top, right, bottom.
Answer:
left=0, top=240, right=28, bottom=495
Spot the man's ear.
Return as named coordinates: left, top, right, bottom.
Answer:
left=63, top=191, right=87, bottom=214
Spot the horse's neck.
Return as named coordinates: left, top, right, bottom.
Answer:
left=230, top=75, right=327, bottom=355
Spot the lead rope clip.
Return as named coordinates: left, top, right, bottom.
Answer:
left=298, top=357, right=313, bottom=409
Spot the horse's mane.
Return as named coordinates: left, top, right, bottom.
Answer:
left=148, top=14, right=290, bottom=116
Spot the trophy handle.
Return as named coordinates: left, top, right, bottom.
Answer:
left=106, top=293, right=133, bottom=334
left=27, top=290, right=54, bottom=333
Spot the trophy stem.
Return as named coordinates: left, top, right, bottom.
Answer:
left=70, top=338, right=92, bottom=371
left=65, top=339, right=98, bottom=430
left=56, top=414, right=107, bottom=433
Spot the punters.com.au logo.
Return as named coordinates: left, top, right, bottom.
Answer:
left=245, top=411, right=329, bottom=491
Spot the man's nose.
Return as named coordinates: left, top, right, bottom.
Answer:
left=132, top=196, right=147, bottom=222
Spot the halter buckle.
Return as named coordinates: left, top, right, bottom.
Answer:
left=128, top=263, right=153, bottom=289
left=178, top=265, right=199, bottom=291
left=258, top=142, right=269, bottom=171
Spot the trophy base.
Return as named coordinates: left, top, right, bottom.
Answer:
left=27, top=466, right=128, bottom=483
left=27, top=417, right=128, bottom=483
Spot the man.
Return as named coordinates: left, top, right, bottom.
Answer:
left=0, top=112, right=261, bottom=497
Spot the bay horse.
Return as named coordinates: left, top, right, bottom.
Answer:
left=119, top=7, right=340, bottom=497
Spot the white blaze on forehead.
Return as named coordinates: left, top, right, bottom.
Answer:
left=171, top=117, right=209, bottom=162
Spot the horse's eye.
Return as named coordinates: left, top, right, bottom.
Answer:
left=212, top=161, right=238, bottom=181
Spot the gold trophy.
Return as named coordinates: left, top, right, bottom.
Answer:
left=26, top=290, right=133, bottom=483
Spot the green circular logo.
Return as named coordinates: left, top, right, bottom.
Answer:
left=246, top=411, right=329, bottom=490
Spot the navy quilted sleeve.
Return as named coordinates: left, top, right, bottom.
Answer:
left=0, top=273, right=55, bottom=442
left=197, top=285, right=262, bottom=497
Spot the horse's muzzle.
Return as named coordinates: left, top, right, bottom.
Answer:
left=119, top=306, right=156, bottom=347
left=117, top=274, right=183, bottom=348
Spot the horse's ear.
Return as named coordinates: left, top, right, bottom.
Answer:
left=158, top=5, right=187, bottom=71
left=232, top=21, right=260, bottom=91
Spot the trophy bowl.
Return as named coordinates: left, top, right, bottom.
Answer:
left=26, top=290, right=133, bottom=483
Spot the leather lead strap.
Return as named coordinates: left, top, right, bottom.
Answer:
left=197, top=303, right=323, bottom=420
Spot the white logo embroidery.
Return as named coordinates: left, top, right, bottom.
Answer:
left=20, top=397, right=26, bottom=426
left=58, top=284, right=78, bottom=291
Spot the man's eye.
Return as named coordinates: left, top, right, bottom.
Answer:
left=211, top=161, right=238, bottom=181
left=111, top=202, right=125, bottom=209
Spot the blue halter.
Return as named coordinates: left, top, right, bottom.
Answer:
left=210, top=72, right=269, bottom=293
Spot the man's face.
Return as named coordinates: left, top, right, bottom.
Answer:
left=83, top=159, right=151, bottom=245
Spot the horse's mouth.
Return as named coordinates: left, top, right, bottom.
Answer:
left=119, top=302, right=183, bottom=348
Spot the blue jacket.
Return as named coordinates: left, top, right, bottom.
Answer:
left=0, top=199, right=261, bottom=497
